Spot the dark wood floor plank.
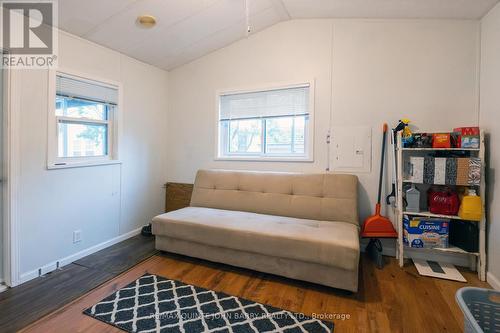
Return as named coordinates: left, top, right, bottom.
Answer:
left=0, top=264, right=114, bottom=333
left=74, top=234, right=157, bottom=274
left=0, top=234, right=156, bottom=333
left=20, top=256, right=167, bottom=333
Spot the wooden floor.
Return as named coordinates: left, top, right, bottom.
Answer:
left=0, top=234, right=157, bottom=333
left=21, top=252, right=489, bottom=333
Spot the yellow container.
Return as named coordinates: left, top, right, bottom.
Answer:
left=458, top=189, right=482, bottom=221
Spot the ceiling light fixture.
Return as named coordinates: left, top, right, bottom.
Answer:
left=137, top=15, right=156, bottom=28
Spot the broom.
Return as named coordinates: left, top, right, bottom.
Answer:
left=361, top=123, right=398, bottom=238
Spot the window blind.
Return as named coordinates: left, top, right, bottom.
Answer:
left=220, top=85, right=309, bottom=121
left=56, top=74, right=119, bottom=105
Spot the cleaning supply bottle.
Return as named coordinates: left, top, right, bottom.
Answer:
left=458, top=189, right=482, bottom=221
left=406, top=184, right=421, bottom=213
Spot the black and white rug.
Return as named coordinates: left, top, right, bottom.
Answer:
left=84, top=273, right=334, bottom=333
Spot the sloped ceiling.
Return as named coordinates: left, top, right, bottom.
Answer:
left=57, top=0, right=499, bottom=70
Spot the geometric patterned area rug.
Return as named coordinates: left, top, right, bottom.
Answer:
left=83, top=273, right=334, bottom=333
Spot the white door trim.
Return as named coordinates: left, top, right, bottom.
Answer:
left=3, top=64, right=22, bottom=287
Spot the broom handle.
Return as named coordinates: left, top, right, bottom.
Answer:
left=377, top=124, right=388, bottom=205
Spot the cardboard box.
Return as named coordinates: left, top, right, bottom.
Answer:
left=405, top=157, right=481, bottom=186
left=403, top=216, right=449, bottom=248
left=432, top=133, right=451, bottom=148
left=453, top=127, right=479, bottom=136
left=453, top=127, right=480, bottom=148
left=461, top=136, right=480, bottom=149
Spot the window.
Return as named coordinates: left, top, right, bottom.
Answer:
left=48, top=72, right=120, bottom=168
left=217, top=83, right=313, bottom=160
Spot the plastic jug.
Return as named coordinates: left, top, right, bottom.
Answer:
left=406, top=184, right=421, bottom=213
left=458, top=189, right=482, bottom=221
left=428, top=187, right=460, bottom=216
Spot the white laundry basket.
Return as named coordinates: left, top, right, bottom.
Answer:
left=456, top=287, right=500, bottom=333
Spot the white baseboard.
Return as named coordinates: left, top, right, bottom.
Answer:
left=19, top=227, right=142, bottom=285
left=0, top=278, right=7, bottom=293
left=487, top=271, right=500, bottom=290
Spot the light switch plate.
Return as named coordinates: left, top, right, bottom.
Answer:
left=73, top=230, right=82, bottom=243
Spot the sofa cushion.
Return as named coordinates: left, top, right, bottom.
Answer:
left=152, top=207, right=359, bottom=271
left=190, top=170, right=359, bottom=226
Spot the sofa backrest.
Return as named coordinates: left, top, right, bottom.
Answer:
left=190, top=169, right=359, bottom=225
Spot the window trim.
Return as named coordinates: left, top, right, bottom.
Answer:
left=214, top=80, right=315, bottom=162
left=47, top=68, right=122, bottom=169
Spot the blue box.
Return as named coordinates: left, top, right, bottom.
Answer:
left=403, top=216, right=449, bottom=248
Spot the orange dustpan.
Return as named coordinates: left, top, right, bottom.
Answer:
left=361, top=123, right=398, bottom=238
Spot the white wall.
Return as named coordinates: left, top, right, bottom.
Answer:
left=167, top=19, right=480, bottom=221
left=16, top=31, right=168, bottom=281
left=480, top=3, right=500, bottom=290
left=0, top=65, right=3, bottom=283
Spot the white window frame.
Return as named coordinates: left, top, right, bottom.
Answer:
left=215, top=80, right=315, bottom=162
left=47, top=69, right=122, bottom=169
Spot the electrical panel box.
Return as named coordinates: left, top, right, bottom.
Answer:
left=331, top=126, right=372, bottom=173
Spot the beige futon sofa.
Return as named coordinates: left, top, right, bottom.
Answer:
left=152, top=169, right=360, bottom=292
